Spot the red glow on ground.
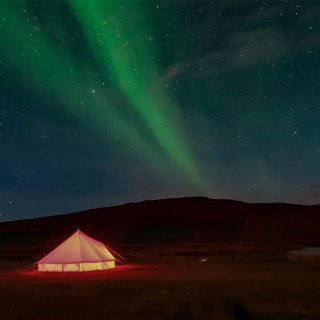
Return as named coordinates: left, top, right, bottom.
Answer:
left=17, top=264, right=153, bottom=280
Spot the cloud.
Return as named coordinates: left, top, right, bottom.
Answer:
left=162, top=63, right=186, bottom=81
left=247, top=5, right=285, bottom=22
left=165, top=27, right=288, bottom=80
left=232, top=28, right=287, bottom=67
left=309, top=185, right=320, bottom=198
left=163, top=2, right=320, bottom=81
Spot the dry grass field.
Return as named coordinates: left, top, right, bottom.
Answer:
left=1, top=242, right=320, bottom=320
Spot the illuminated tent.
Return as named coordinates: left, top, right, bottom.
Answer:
left=37, top=229, right=116, bottom=272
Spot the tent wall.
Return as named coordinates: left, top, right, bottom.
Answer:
left=38, top=261, right=115, bottom=272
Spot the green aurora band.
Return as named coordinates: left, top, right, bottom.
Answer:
left=0, top=1, right=211, bottom=192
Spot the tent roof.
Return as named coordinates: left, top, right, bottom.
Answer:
left=38, top=229, right=115, bottom=264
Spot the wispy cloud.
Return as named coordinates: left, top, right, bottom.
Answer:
left=164, top=27, right=288, bottom=80
left=163, top=2, right=320, bottom=80
left=309, top=185, right=320, bottom=198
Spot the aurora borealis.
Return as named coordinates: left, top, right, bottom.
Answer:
left=1, top=1, right=320, bottom=220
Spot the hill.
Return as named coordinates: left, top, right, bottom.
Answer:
left=1, top=197, right=320, bottom=248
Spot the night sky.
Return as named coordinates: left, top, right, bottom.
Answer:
left=1, top=1, right=320, bottom=221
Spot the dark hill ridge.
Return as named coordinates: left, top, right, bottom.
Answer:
left=1, top=197, right=320, bottom=247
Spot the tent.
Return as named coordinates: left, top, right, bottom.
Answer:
left=37, top=229, right=116, bottom=272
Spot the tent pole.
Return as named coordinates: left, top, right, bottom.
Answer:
left=107, top=246, right=136, bottom=268
left=16, top=263, right=37, bottom=273
left=106, top=246, right=127, bottom=263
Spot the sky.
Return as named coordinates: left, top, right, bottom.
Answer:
left=1, top=1, right=320, bottom=221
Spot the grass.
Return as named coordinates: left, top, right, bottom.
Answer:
left=1, top=243, right=320, bottom=320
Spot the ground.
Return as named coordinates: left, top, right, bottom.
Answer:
left=1, top=243, right=320, bottom=320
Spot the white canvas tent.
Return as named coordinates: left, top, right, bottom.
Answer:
left=37, top=229, right=116, bottom=272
